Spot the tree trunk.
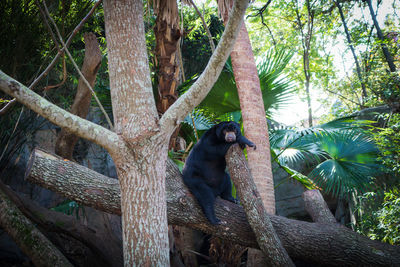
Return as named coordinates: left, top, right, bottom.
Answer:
left=26, top=149, right=400, bottom=266
left=55, top=32, right=102, bottom=159
left=0, top=181, right=122, bottom=267
left=220, top=2, right=277, bottom=263
left=103, top=0, right=169, bottom=265
left=220, top=0, right=275, bottom=216
left=335, top=0, right=367, bottom=101
left=0, top=182, right=73, bottom=267
left=226, top=145, right=294, bottom=266
left=154, top=0, right=181, bottom=114
left=302, top=189, right=336, bottom=223
left=366, top=0, right=397, bottom=72
left=1, top=0, right=250, bottom=265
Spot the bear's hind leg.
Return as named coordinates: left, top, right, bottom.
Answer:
left=220, top=173, right=238, bottom=204
left=185, top=178, right=221, bottom=225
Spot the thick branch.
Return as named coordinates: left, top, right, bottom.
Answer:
left=0, top=181, right=122, bottom=267
left=0, top=71, right=121, bottom=152
left=159, top=0, right=248, bottom=134
left=226, top=145, right=293, bottom=266
left=25, top=149, right=400, bottom=266
left=302, top=189, right=336, bottom=223
left=0, top=182, right=73, bottom=267
left=55, top=32, right=102, bottom=159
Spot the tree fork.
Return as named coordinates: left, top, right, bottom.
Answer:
left=26, top=149, right=400, bottom=266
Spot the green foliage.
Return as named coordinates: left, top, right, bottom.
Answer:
left=51, top=200, right=85, bottom=219
left=180, top=49, right=295, bottom=122
left=270, top=117, right=382, bottom=197
left=371, top=114, right=400, bottom=176
left=355, top=188, right=400, bottom=245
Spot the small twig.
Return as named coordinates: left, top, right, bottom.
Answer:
left=324, top=87, right=361, bottom=106
left=0, top=107, right=24, bottom=162
left=189, top=0, right=215, bottom=53
left=0, top=99, right=17, bottom=115
left=36, top=0, right=67, bottom=91
left=29, top=0, right=102, bottom=91
left=42, top=0, right=113, bottom=130
left=35, top=0, right=61, bottom=51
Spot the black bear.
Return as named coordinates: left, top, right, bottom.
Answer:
left=182, top=121, right=256, bottom=225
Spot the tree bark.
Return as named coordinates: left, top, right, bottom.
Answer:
left=0, top=181, right=122, bottom=267
left=226, top=145, right=294, bottom=266
left=302, top=189, right=336, bottom=224
left=25, top=149, right=400, bottom=266
left=0, top=182, right=73, bottom=267
left=335, top=0, right=367, bottom=101
left=104, top=0, right=170, bottom=264
left=55, top=32, right=102, bottom=159
left=154, top=0, right=181, bottom=114
left=220, top=1, right=277, bottom=264
left=220, top=0, right=275, bottom=216
left=365, top=0, right=397, bottom=72
left=1, top=0, right=250, bottom=265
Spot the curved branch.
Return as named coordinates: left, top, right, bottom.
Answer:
left=26, top=149, right=400, bottom=266
left=0, top=71, right=121, bottom=152
left=159, top=0, right=248, bottom=134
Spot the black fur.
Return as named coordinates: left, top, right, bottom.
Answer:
left=182, top=121, right=256, bottom=225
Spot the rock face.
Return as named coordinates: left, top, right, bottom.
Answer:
left=273, top=161, right=307, bottom=218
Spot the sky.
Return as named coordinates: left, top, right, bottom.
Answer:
left=270, top=0, right=398, bottom=126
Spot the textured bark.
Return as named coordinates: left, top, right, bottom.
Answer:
left=26, top=149, right=400, bottom=266
left=154, top=0, right=181, bottom=114
left=226, top=145, right=294, bottom=266
left=366, top=0, right=397, bottom=72
left=0, top=71, right=120, bottom=152
left=0, top=182, right=73, bottom=267
left=159, top=0, right=249, bottom=135
left=220, top=2, right=276, bottom=264
left=104, top=0, right=170, bottom=264
left=0, top=181, right=122, bottom=267
left=302, top=189, right=336, bottom=224
left=221, top=2, right=275, bottom=216
left=55, top=32, right=102, bottom=159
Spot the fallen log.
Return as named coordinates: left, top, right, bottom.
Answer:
left=0, top=181, right=73, bottom=267
left=26, top=149, right=400, bottom=266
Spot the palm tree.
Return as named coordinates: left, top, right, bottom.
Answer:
left=269, top=116, right=381, bottom=197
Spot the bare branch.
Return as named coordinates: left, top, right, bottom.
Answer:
left=159, top=0, right=249, bottom=134
left=0, top=1, right=101, bottom=117
left=189, top=0, right=215, bottom=53
left=42, top=0, right=113, bottom=130
left=0, top=71, right=121, bottom=152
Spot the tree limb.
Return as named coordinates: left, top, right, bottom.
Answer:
left=226, top=145, right=294, bottom=266
left=159, top=0, right=248, bottom=134
left=0, top=182, right=73, bottom=267
left=0, top=181, right=122, bottom=267
left=0, top=71, right=121, bottom=153
left=302, top=189, right=336, bottom=223
left=55, top=32, right=102, bottom=159
left=1, top=1, right=101, bottom=117
left=25, top=149, right=400, bottom=266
